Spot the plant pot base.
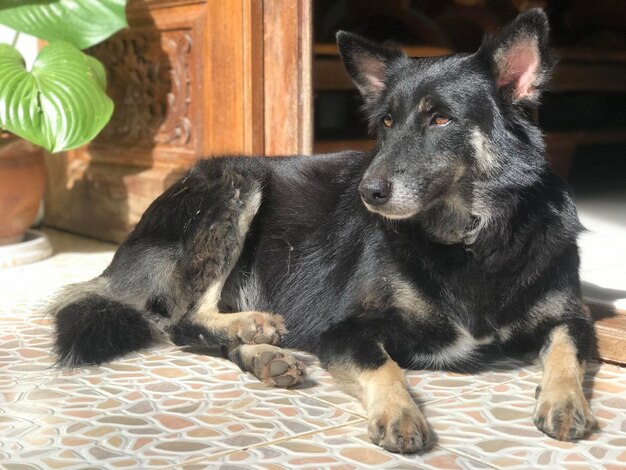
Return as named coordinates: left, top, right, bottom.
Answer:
left=0, top=230, right=53, bottom=268
left=0, top=234, right=25, bottom=245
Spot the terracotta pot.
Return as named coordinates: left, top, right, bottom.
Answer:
left=0, top=136, right=45, bottom=245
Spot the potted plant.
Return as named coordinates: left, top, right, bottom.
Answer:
left=0, top=0, right=128, bottom=264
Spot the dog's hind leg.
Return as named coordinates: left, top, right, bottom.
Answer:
left=165, top=163, right=286, bottom=349
left=533, top=318, right=596, bottom=440
left=168, top=303, right=287, bottom=348
left=51, top=158, right=285, bottom=368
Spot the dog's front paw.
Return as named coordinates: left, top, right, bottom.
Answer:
left=368, top=403, right=431, bottom=454
left=533, top=386, right=596, bottom=441
left=235, top=312, right=287, bottom=345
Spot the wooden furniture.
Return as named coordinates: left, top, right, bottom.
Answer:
left=44, top=0, right=312, bottom=242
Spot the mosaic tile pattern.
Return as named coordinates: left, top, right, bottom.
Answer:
left=1, top=229, right=625, bottom=469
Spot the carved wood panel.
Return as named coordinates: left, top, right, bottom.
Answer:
left=89, top=31, right=193, bottom=151
left=44, top=0, right=312, bottom=242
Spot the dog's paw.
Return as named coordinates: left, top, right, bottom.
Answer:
left=235, top=312, right=286, bottom=345
left=250, top=345, right=305, bottom=388
left=533, top=386, right=596, bottom=441
left=368, top=403, right=431, bottom=453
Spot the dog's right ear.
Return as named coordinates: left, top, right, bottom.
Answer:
left=476, top=9, right=554, bottom=105
left=336, top=31, right=405, bottom=101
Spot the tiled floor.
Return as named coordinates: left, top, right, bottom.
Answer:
left=1, top=229, right=625, bottom=469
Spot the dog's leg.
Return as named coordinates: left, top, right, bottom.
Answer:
left=227, top=343, right=305, bottom=388
left=169, top=302, right=287, bottom=348
left=533, top=323, right=596, bottom=440
left=319, top=326, right=430, bottom=453
left=330, top=356, right=430, bottom=453
left=166, top=166, right=285, bottom=349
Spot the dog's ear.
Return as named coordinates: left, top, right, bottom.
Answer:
left=336, top=31, right=405, bottom=101
left=477, top=9, right=554, bottom=104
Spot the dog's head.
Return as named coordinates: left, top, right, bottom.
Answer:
left=337, top=9, right=554, bottom=237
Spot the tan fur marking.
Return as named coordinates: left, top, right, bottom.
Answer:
left=358, top=359, right=408, bottom=408
left=190, top=276, right=285, bottom=346
left=470, top=128, right=500, bottom=175
left=534, top=325, right=595, bottom=440
left=196, top=309, right=286, bottom=345
left=194, top=283, right=223, bottom=321
left=193, top=281, right=285, bottom=345
left=389, top=276, right=431, bottom=318
left=329, top=357, right=430, bottom=453
left=541, top=326, right=583, bottom=388
left=238, top=189, right=262, bottom=236
left=505, top=291, right=569, bottom=338
left=417, top=97, right=431, bottom=113
left=530, top=291, right=568, bottom=327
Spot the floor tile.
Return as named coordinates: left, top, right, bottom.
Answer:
left=1, top=347, right=363, bottom=468
left=193, top=422, right=495, bottom=470
left=298, top=354, right=541, bottom=418
left=426, top=362, right=626, bottom=469
left=2, top=229, right=625, bottom=469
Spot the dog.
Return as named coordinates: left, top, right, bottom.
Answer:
left=49, top=9, right=596, bottom=454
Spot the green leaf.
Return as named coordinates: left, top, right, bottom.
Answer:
left=0, top=42, right=114, bottom=152
left=0, top=0, right=128, bottom=49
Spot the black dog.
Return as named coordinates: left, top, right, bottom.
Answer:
left=50, top=9, right=595, bottom=454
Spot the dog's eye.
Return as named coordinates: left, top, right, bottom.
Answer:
left=382, top=114, right=394, bottom=128
left=431, top=114, right=451, bottom=127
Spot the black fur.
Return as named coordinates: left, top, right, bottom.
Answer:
left=50, top=9, right=592, bottom=379
left=54, top=296, right=152, bottom=367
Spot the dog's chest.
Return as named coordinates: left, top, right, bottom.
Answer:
left=378, top=265, right=513, bottom=365
left=410, top=323, right=497, bottom=369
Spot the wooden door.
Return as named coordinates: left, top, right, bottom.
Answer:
left=44, top=0, right=312, bottom=242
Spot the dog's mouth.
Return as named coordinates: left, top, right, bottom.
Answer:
left=361, top=200, right=420, bottom=220
left=362, top=164, right=469, bottom=221
left=360, top=176, right=464, bottom=221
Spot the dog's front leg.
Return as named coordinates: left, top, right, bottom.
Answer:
left=533, top=322, right=596, bottom=440
left=319, top=326, right=431, bottom=453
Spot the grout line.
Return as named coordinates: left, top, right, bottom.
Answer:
left=438, top=445, right=502, bottom=470
left=286, top=368, right=543, bottom=422
left=162, top=417, right=366, bottom=469
left=425, top=369, right=543, bottom=406
left=299, top=394, right=368, bottom=419
left=179, top=365, right=541, bottom=467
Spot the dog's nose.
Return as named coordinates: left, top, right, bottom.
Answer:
left=359, top=178, right=392, bottom=206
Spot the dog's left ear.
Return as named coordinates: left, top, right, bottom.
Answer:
left=477, top=9, right=554, bottom=104
left=336, top=31, right=406, bottom=102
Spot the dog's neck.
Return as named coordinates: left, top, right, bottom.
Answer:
left=417, top=198, right=475, bottom=245
left=415, top=176, right=492, bottom=246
